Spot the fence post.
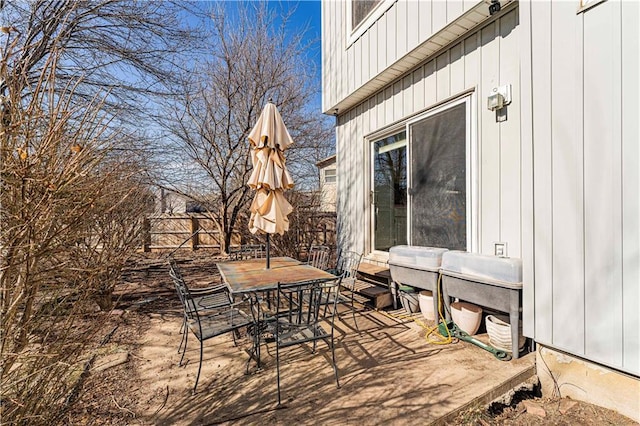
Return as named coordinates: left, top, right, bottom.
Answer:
left=191, top=216, right=199, bottom=251
left=142, top=218, right=151, bottom=252
left=322, top=222, right=327, bottom=245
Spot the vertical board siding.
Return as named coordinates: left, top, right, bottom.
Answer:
left=361, top=31, right=370, bottom=83
left=396, top=0, right=408, bottom=56
left=348, top=108, right=359, bottom=249
left=463, top=32, right=480, bottom=86
left=531, top=0, right=554, bottom=345
left=436, top=51, right=451, bottom=101
left=424, top=60, right=438, bottom=108
left=524, top=0, right=639, bottom=375
left=432, top=0, right=448, bottom=33
left=353, top=36, right=362, bottom=93
left=498, top=9, right=522, bottom=259
left=402, top=75, right=413, bottom=118
left=407, top=1, right=420, bottom=48
left=418, top=0, right=433, bottom=42
left=377, top=16, right=388, bottom=75
left=479, top=21, right=501, bottom=255
left=334, top=2, right=343, bottom=110
left=447, top=1, right=464, bottom=24
left=348, top=36, right=356, bottom=97
left=386, top=6, right=397, bottom=69
left=583, top=1, right=623, bottom=367
left=449, top=42, right=465, bottom=95
left=393, top=80, right=403, bottom=122
left=621, top=0, right=640, bottom=374
left=356, top=104, right=366, bottom=254
left=334, top=11, right=523, bottom=262
left=519, top=0, right=535, bottom=339
left=412, top=67, right=425, bottom=111
left=322, top=0, right=480, bottom=112
left=368, top=25, right=377, bottom=82
left=550, top=0, right=584, bottom=354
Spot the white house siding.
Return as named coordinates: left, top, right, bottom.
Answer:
left=520, top=0, right=639, bottom=376
left=333, top=7, right=523, bottom=260
left=322, top=0, right=480, bottom=113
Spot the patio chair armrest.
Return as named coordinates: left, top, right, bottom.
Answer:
left=189, top=283, right=228, bottom=294
left=196, top=288, right=233, bottom=309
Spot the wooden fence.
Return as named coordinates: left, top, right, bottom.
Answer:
left=142, top=212, right=336, bottom=254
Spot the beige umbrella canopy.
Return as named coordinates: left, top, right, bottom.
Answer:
left=247, top=101, right=294, bottom=267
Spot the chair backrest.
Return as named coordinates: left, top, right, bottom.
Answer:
left=308, top=245, right=330, bottom=270
left=169, top=258, right=231, bottom=318
left=275, top=278, right=341, bottom=333
left=169, top=259, right=196, bottom=317
left=336, top=251, right=362, bottom=280
left=233, top=244, right=266, bottom=260
left=169, top=258, right=188, bottom=304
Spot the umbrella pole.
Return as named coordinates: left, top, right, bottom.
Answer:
left=266, top=233, right=270, bottom=269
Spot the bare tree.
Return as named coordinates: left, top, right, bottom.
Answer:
left=0, top=0, right=204, bottom=124
left=0, top=56, right=153, bottom=424
left=159, top=2, right=333, bottom=254
left=0, top=2, right=172, bottom=422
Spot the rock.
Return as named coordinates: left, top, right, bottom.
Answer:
left=523, top=400, right=546, bottom=418
left=92, top=352, right=129, bottom=372
left=559, top=399, right=578, bottom=414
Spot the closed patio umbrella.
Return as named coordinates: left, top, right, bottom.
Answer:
left=247, top=101, right=294, bottom=268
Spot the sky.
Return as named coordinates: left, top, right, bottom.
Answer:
left=265, top=1, right=324, bottom=113
left=198, top=1, right=325, bottom=113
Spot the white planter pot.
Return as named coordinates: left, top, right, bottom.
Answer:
left=450, top=301, right=482, bottom=335
left=418, top=291, right=435, bottom=321
left=485, top=314, right=526, bottom=352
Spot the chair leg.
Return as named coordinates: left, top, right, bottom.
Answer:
left=193, top=339, right=203, bottom=394
left=276, top=339, right=282, bottom=406
left=338, top=300, right=359, bottom=331
left=350, top=304, right=359, bottom=331
left=178, top=318, right=187, bottom=354
left=245, top=324, right=262, bottom=374
left=180, top=328, right=188, bottom=366
left=349, top=292, right=359, bottom=331
left=330, top=339, right=340, bottom=388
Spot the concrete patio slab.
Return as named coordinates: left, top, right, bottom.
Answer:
left=139, top=307, right=534, bottom=425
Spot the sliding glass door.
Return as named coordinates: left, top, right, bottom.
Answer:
left=369, top=97, right=472, bottom=253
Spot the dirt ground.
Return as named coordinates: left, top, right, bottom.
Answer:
left=67, top=252, right=636, bottom=425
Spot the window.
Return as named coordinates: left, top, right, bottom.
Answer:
left=369, top=97, right=473, bottom=253
left=324, top=168, right=336, bottom=184
left=577, top=0, right=606, bottom=13
left=346, top=0, right=395, bottom=46
left=352, top=0, right=380, bottom=31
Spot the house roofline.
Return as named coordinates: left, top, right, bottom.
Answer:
left=324, top=0, right=517, bottom=116
left=316, top=154, right=337, bottom=168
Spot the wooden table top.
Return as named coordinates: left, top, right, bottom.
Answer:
left=217, top=256, right=337, bottom=294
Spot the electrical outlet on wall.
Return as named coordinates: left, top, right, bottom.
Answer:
left=494, top=242, right=507, bottom=257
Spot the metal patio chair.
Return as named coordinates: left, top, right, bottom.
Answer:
left=306, top=245, right=331, bottom=270
left=170, top=260, right=254, bottom=394
left=328, top=250, right=363, bottom=330
left=273, top=277, right=341, bottom=406
left=169, top=259, right=233, bottom=355
left=231, top=244, right=266, bottom=260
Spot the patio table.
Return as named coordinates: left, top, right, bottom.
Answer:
left=216, top=256, right=337, bottom=369
left=217, top=256, right=336, bottom=295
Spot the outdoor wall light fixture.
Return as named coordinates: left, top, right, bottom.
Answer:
left=488, top=0, right=502, bottom=16
left=487, top=84, right=511, bottom=111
